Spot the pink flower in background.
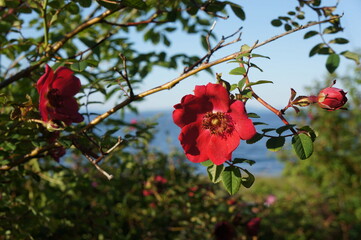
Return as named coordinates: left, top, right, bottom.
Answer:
left=173, top=83, right=256, bottom=165
left=37, top=65, right=84, bottom=126
left=264, top=194, right=277, bottom=206
left=317, top=86, right=347, bottom=111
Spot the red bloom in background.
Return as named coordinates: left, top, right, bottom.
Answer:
left=317, top=86, right=347, bottom=111
left=37, top=65, right=84, bottom=126
left=173, top=83, right=256, bottom=165
left=246, top=217, right=261, bottom=237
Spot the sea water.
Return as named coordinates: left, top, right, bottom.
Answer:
left=122, top=109, right=292, bottom=176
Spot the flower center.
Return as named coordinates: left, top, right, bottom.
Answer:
left=202, top=112, right=234, bottom=136
left=47, top=89, right=63, bottom=108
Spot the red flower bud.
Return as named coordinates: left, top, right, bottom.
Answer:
left=317, top=87, right=347, bottom=111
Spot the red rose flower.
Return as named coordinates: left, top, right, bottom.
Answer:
left=37, top=65, right=84, bottom=126
left=317, top=86, right=347, bottom=111
left=173, top=83, right=256, bottom=165
left=246, top=217, right=261, bottom=237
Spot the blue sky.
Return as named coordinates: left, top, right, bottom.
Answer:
left=127, top=0, right=361, bottom=112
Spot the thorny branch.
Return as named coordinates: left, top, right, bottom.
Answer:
left=0, top=6, right=123, bottom=89
left=83, top=16, right=341, bottom=132
left=0, top=16, right=341, bottom=172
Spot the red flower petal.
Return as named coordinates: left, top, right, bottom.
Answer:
left=178, top=122, right=209, bottom=163
left=197, top=129, right=240, bottom=165
left=229, top=101, right=256, bottom=140
left=49, top=98, right=84, bottom=125
left=36, top=64, right=53, bottom=94
left=195, top=83, right=230, bottom=112
left=173, top=94, right=210, bottom=127
left=52, top=67, right=81, bottom=97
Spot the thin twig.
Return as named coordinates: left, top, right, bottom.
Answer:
left=82, top=16, right=341, bottom=132
left=1, top=16, right=341, bottom=170
left=0, top=7, right=123, bottom=89
left=84, top=153, right=114, bottom=180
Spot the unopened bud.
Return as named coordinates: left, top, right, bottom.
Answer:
left=317, top=87, right=347, bottom=111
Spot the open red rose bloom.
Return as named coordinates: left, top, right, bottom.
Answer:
left=173, top=83, right=256, bottom=165
left=37, top=65, right=84, bottom=126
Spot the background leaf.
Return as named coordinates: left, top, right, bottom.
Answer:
left=326, top=53, right=340, bottom=73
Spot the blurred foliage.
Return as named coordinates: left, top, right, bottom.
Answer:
left=1, top=0, right=360, bottom=239
left=274, top=58, right=361, bottom=239
left=0, top=143, right=269, bottom=240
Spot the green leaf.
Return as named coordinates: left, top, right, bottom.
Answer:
left=304, top=30, right=319, bottom=39
left=261, top=128, right=276, bottom=133
left=240, top=44, right=251, bottom=52
left=207, top=164, right=224, bottom=183
left=341, top=51, right=360, bottom=65
left=251, top=53, right=270, bottom=59
left=309, top=43, right=324, bottom=57
left=266, top=137, right=285, bottom=152
left=78, top=0, right=92, bottom=7
left=246, top=80, right=273, bottom=87
left=229, top=67, right=246, bottom=75
left=284, top=23, right=292, bottom=31
left=221, top=166, right=242, bottom=195
left=122, top=0, right=147, bottom=9
left=230, top=84, right=238, bottom=91
left=230, top=5, right=245, bottom=20
left=326, top=53, right=340, bottom=73
left=233, top=158, right=256, bottom=166
left=276, top=124, right=296, bottom=134
left=237, top=78, right=247, bottom=89
left=292, top=133, right=313, bottom=160
left=247, top=113, right=261, bottom=118
left=298, top=126, right=317, bottom=142
left=271, top=19, right=282, bottom=27
left=71, top=61, right=87, bottom=72
left=201, top=160, right=213, bottom=167
left=241, top=169, right=255, bottom=188
left=66, top=2, right=80, bottom=14
left=246, top=132, right=263, bottom=144
left=329, top=38, right=349, bottom=44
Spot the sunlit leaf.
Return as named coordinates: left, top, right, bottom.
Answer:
left=246, top=80, right=273, bottom=87
left=201, top=160, right=213, bottom=167
left=229, top=67, right=246, bottom=75
left=241, top=169, right=255, bottom=188
left=341, top=51, right=360, bottom=65
left=292, top=133, right=313, bottom=160
left=221, top=166, right=242, bottom=195
left=207, top=164, right=224, bottom=183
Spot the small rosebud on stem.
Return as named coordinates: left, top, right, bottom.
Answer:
left=282, top=80, right=347, bottom=113
left=317, top=80, right=347, bottom=111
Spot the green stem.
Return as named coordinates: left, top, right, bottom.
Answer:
left=42, top=0, right=49, bottom=50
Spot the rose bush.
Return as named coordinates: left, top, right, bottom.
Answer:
left=173, top=83, right=256, bottom=165
left=36, top=65, right=84, bottom=126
